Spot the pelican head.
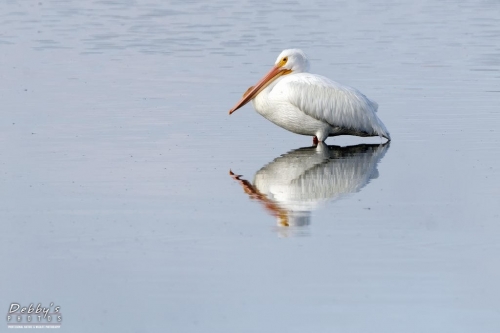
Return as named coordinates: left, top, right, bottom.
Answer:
left=275, top=49, right=310, bottom=73
left=229, top=48, right=309, bottom=114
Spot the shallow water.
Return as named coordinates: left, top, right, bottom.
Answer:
left=1, top=0, right=500, bottom=332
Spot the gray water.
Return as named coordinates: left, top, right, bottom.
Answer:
left=1, top=0, right=500, bottom=332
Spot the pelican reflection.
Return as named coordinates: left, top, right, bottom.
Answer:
left=230, top=142, right=389, bottom=230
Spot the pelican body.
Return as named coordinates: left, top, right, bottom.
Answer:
left=229, top=49, right=390, bottom=142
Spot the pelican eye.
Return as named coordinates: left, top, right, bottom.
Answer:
left=278, top=56, right=288, bottom=67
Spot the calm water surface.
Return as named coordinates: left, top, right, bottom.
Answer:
left=1, top=0, right=500, bottom=332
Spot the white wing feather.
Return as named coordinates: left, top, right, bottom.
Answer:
left=275, top=73, right=390, bottom=139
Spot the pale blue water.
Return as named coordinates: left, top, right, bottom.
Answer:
left=1, top=0, right=500, bottom=332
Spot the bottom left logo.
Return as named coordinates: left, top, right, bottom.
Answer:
left=6, top=303, right=62, bottom=329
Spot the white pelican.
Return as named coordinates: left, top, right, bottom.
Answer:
left=229, top=49, right=391, bottom=143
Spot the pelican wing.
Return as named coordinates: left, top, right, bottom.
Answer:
left=278, top=74, right=390, bottom=138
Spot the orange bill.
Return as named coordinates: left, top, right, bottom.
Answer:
left=229, top=66, right=291, bottom=115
